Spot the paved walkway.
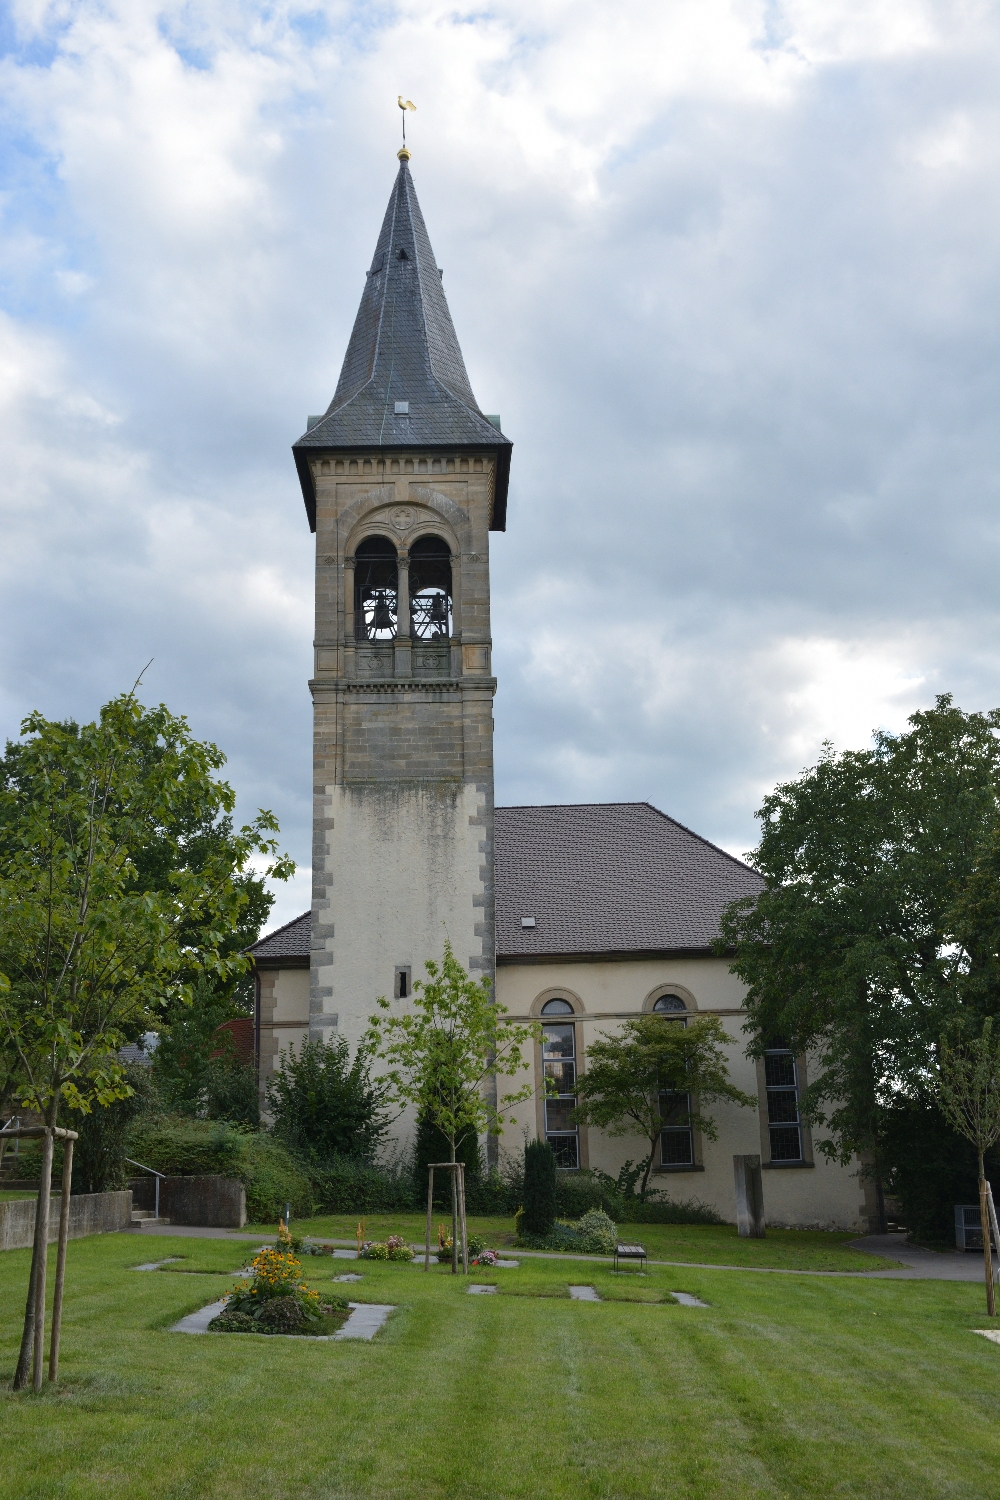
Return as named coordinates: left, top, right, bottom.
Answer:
left=129, top=1223, right=987, bottom=1283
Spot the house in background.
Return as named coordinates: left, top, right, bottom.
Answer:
left=248, top=150, right=876, bottom=1233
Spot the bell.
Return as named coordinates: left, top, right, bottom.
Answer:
left=372, top=595, right=395, bottom=632
left=429, top=593, right=448, bottom=625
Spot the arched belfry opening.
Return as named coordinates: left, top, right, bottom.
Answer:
left=354, top=536, right=398, bottom=640
left=408, top=535, right=452, bottom=640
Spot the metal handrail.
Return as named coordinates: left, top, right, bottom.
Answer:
left=124, top=1158, right=165, bottom=1221
left=0, top=1117, right=20, bottom=1157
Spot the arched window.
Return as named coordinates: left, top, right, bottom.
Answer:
left=654, top=995, right=692, bottom=1166
left=540, top=999, right=579, bottom=1168
left=408, top=535, right=452, bottom=640
left=355, top=536, right=398, bottom=641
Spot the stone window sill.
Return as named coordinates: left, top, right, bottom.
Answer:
left=652, top=1164, right=705, bottom=1174
left=762, top=1160, right=815, bottom=1169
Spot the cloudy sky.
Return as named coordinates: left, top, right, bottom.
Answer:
left=0, top=0, right=997, bottom=930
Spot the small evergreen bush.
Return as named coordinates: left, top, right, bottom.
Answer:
left=575, top=1208, right=618, bottom=1254
left=522, top=1139, right=557, bottom=1237
left=257, top=1296, right=307, bottom=1334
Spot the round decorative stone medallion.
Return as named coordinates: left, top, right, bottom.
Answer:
left=390, top=506, right=415, bottom=532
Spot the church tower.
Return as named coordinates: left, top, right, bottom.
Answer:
left=292, top=151, right=512, bottom=1065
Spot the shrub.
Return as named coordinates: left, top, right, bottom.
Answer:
left=576, top=1208, right=618, bottom=1254
left=522, top=1139, right=556, bottom=1237
left=257, top=1296, right=307, bottom=1334
left=203, top=1055, right=259, bottom=1128
left=208, top=1311, right=257, bottom=1333
left=386, top=1235, right=414, bottom=1262
left=554, top=1170, right=624, bottom=1222
left=359, top=1242, right=389, bottom=1261
left=304, top=1154, right=413, bottom=1214
left=127, top=1118, right=313, bottom=1222
left=267, top=1038, right=389, bottom=1161
left=618, top=1197, right=722, bottom=1226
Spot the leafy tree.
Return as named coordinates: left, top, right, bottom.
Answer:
left=936, top=1017, right=1000, bottom=1316
left=0, top=692, right=292, bottom=1387
left=521, top=1138, right=556, bottom=1237
left=720, top=697, right=1000, bottom=1205
left=572, top=1013, right=756, bottom=1202
left=203, top=1051, right=260, bottom=1128
left=366, top=942, right=536, bottom=1272
left=73, top=1064, right=161, bottom=1194
left=266, top=1037, right=388, bottom=1161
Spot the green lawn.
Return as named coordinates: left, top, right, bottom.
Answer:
left=0, top=1229, right=996, bottom=1498
left=248, top=1212, right=903, bottom=1272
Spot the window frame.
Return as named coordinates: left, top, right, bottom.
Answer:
left=541, top=1011, right=580, bottom=1169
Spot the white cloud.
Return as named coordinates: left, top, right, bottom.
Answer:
left=0, top=0, right=998, bottom=936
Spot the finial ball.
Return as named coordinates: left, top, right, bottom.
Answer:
left=397, top=147, right=411, bottom=161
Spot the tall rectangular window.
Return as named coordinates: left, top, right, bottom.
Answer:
left=658, top=1087, right=694, bottom=1166
left=765, top=1048, right=803, bottom=1162
left=542, top=1022, right=579, bottom=1168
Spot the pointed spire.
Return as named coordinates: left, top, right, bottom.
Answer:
left=293, top=159, right=511, bottom=531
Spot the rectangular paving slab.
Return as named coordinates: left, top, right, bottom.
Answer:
left=671, top=1291, right=709, bottom=1307
left=568, top=1285, right=601, bottom=1301
left=468, top=1284, right=498, bottom=1295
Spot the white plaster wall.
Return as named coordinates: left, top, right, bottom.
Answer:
left=495, top=957, right=867, bottom=1232
left=273, top=969, right=310, bottom=1026
left=318, top=780, right=488, bottom=1055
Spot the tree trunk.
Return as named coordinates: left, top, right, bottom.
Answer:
left=980, top=1152, right=996, bottom=1318
left=49, top=1137, right=74, bottom=1382
left=12, top=1233, right=40, bottom=1391
left=640, top=1140, right=657, bottom=1203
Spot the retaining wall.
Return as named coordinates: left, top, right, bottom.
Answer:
left=0, top=1191, right=133, bottom=1251
left=129, top=1174, right=246, bottom=1228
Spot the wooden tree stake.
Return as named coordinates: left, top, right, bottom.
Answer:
left=48, top=1137, right=74, bottom=1382
left=32, top=1129, right=55, bottom=1393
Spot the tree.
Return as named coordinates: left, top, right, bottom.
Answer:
left=573, top=1013, right=756, bottom=1202
left=266, top=1037, right=389, bottom=1161
left=522, top=1138, right=556, bottom=1237
left=719, top=697, right=1000, bottom=1213
left=0, top=692, right=292, bottom=1387
left=936, top=1018, right=1000, bottom=1316
left=71, top=1063, right=160, bottom=1193
left=366, top=942, right=536, bottom=1272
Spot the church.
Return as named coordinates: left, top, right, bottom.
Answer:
left=249, top=148, right=874, bottom=1233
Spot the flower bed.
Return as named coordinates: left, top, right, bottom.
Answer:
left=208, top=1248, right=351, bottom=1336
left=359, top=1234, right=414, bottom=1262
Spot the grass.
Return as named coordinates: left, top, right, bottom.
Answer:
left=246, top=1213, right=904, bottom=1272
left=0, top=1229, right=996, bottom=1498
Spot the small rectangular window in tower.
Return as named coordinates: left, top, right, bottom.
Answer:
left=394, top=966, right=411, bottom=1000
left=764, top=1048, right=803, bottom=1161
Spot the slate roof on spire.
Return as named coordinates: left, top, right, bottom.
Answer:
left=293, top=159, right=512, bottom=532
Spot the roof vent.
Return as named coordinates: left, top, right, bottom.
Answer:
left=397, top=247, right=409, bottom=260
left=394, top=401, right=409, bottom=415
left=520, top=916, right=536, bottom=928
left=306, top=415, right=322, bottom=430
left=485, top=415, right=501, bottom=429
